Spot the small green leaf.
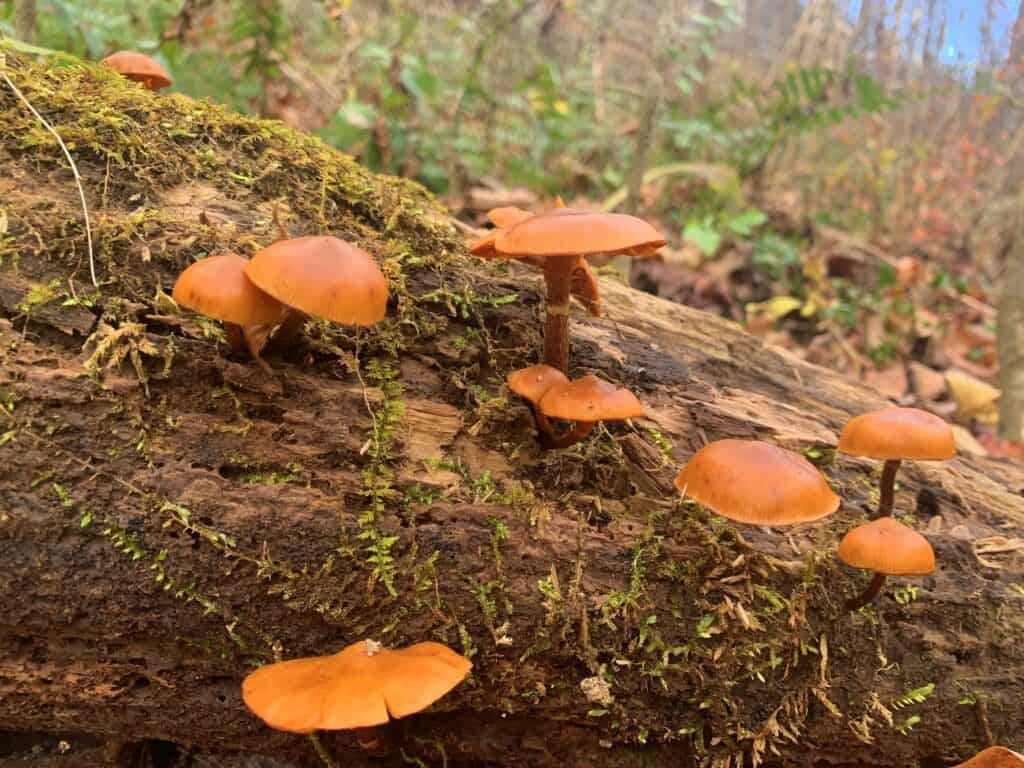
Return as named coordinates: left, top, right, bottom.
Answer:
left=683, top=221, right=721, bottom=257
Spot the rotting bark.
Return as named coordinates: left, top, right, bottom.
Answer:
left=0, top=57, right=1023, bottom=768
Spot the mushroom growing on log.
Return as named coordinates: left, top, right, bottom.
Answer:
left=0, top=58, right=1022, bottom=768
left=838, top=406, right=956, bottom=518
left=471, top=203, right=664, bottom=372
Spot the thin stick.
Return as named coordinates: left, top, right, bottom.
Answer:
left=0, top=50, right=97, bottom=287
left=309, top=733, right=338, bottom=768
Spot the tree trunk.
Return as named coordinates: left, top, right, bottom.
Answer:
left=13, top=0, right=36, bottom=44
left=999, top=224, right=1024, bottom=442
left=1, top=56, right=1023, bottom=768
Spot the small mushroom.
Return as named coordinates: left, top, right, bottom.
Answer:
left=172, top=253, right=285, bottom=364
left=507, top=363, right=569, bottom=439
left=241, top=639, right=471, bottom=752
left=100, top=51, right=172, bottom=91
left=954, top=747, right=1024, bottom=768
left=838, top=407, right=955, bottom=518
left=243, top=235, right=389, bottom=342
left=674, top=439, right=840, bottom=525
left=535, top=374, right=643, bottom=449
left=838, top=517, right=935, bottom=610
left=471, top=205, right=663, bottom=372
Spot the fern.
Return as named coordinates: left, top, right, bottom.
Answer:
left=892, top=683, right=935, bottom=709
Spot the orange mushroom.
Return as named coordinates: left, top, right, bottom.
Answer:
left=838, top=407, right=955, bottom=518
left=507, top=364, right=569, bottom=440
left=172, top=253, right=284, bottom=363
left=838, top=517, right=935, bottom=610
left=475, top=206, right=602, bottom=318
left=954, top=747, right=1024, bottom=768
left=243, top=235, right=388, bottom=341
left=674, top=440, right=840, bottom=526
left=535, top=374, right=643, bottom=449
left=242, top=639, right=471, bottom=749
left=471, top=203, right=663, bottom=372
left=100, top=51, right=172, bottom=91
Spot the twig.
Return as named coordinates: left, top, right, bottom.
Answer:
left=0, top=48, right=98, bottom=287
left=975, top=695, right=995, bottom=747
left=309, top=733, right=339, bottom=768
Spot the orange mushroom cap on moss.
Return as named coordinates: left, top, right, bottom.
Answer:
left=839, top=518, right=935, bottom=575
left=241, top=639, right=472, bottom=736
left=172, top=253, right=284, bottom=360
left=838, top=407, right=955, bottom=518
left=539, top=375, right=644, bottom=422
left=838, top=517, right=935, bottom=610
left=674, top=439, right=840, bottom=525
left=243, top=236, right=388, bottom=339
left=530, top=375, right=643, bottom=449
left=507, top=364, right=569, bottom=405
left=100, top=51, right=172, bottom=90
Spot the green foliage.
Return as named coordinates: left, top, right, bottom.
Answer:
left=1, top=1, right=179, bottom=60
left=356, top=358, right=406, bottom=597
left=892, top=683, right=934, bottom=709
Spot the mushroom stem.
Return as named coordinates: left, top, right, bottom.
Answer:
left=845, top=571, right=887, bottom=611
left=222, top=322, right=249, bottom=357
left=272, top=308, right=309, bottom=344
left=542, top=256, right=577, bottom=373
left=540, top=420, right=595, bottom=450
left=532, top=406, right=557, bottom=438
left=878, top=459, right=902, bottom=517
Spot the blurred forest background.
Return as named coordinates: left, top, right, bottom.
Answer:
left=3, top=0, right=1024, bottom=458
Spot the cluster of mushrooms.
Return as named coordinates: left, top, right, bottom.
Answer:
left=136, top=77, right=981, bottom=755
left=487, top=203, right=952, bottom=615
left=172, top=235, right=388, bottom=369
left=674, top=406, right=954, bottom=611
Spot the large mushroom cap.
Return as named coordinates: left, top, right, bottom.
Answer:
left=507, top=364, right=569, bottom=405
left=538, top=375, right=643, bottom=422
left=838, top=518, right=935, bottom=575
left=838, top=407, right=955, bottom=461
left=954, top=748, right=1024, bottom=768
left=493, top=209, right=665, bottom=258
left=172, top=254, right=284, bottom=325
left=100, top=51, right=172, bottom=90
left=674, top=439, right=840, bottom=525
left=244, top=236, right=388, bottom=325
left=241, top=640, right=472, bottom=734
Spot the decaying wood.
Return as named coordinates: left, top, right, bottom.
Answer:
left=1, top=57, right=1023, bottom=768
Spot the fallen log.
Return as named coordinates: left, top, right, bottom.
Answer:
left=0, top=56, right=1022, bottom=768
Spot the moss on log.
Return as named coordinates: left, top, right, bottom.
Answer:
left=1, top=56, right=1023, bottom=767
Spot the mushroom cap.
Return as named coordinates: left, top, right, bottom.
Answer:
left=953, top=748, right=1024, bottom=768
left=538, top=375, right=643, bottom=422
left=507, top=364, right=569, bottom=405
left=838, top=518, right=935, bottom=575
left=100, top=51, right=172, bottom=90
left=172, top=254, right=284, bottom=325
left=469, top=229, right=501, bottom=258
left=486, top=206, right=534, bottom=229
left=838, top=407, right=955, bottom=461
left=492, top=209, right=665, bottom=258
left=244, top=236, right=388, bottom=325
left=674, top=439, right=840, bottom=525
left=241, top=640, right=472, bottom=734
